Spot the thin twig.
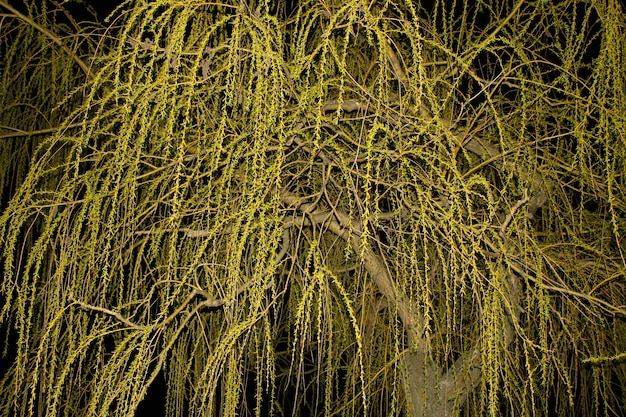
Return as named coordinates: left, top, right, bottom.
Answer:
left=499, top=189, right=530, bottom=238
left=0, top=122, right=86, bottom=140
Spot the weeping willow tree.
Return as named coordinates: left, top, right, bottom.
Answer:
left=1, top=0, right=625, bottom=416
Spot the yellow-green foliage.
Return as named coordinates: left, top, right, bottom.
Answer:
left=0, top=0, right=625, bottom=416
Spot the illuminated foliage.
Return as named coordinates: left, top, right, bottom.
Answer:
left=1, top=0, right=625, bottom=416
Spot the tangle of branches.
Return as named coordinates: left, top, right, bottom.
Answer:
left=1, top=1, right=625, bottom=416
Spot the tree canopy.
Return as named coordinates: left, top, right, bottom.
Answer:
left=1, top=0, right=625, bottom=416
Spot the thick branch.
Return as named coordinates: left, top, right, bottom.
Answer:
left=281, top=189, right=441, bottom=415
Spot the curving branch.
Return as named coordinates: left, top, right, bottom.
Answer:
left=0, top=0, right=93, bottom=80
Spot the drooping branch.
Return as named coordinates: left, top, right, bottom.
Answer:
left=0, top=0, right=94, bottom=80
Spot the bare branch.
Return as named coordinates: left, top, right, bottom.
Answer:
left=69, top=295, right=144, bottom=330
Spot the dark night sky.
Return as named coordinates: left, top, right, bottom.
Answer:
left=9, top=1, right=123, bottom=21
left=89, top=1, right=120, bottom=18
left=80, top=0, right=122, bottom=21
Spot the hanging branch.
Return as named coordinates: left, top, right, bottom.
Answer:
left=0, top=0, right=93, bottom=80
